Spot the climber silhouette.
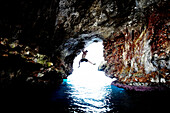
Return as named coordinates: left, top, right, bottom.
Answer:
left=78, top=49, right=96, bottom=68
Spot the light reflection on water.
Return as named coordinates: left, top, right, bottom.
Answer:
left=52, top=42, right=126, bottom=112
left=51, top=64, right=169, bottom=113
left=50, top=40, right=169, bottom=112
left=61, top=62, right=125, bottom=113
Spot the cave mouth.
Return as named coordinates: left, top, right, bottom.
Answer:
left=66, top=41, right=114, bottom=87
left=61, top=41, right=119, bottom=112
left=73, top=41, right=104, bottom=70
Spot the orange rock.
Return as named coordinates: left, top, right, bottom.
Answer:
left=135, top=77, right=139, bottom=81
left=160, top=68, right=169, bottom=73
left=132, top=77, right=136, bottom=82
left=145, top=74, right=150, bottom=78
left=120, top=77, right=125, bottom=82
left=139, top=77, right=147, bottom=82
left=2, top=54, right=8, bottom=57
left=127, top=78, right=132, bottom=83
left=150, top=71, right=158, bottom=79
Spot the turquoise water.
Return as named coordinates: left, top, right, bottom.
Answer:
left=50, top=62, right=131, bottom=112
left=1, top=42, right=169, bottom=112
left=50, top=77, right=169, bottom=113
left=51, top=79, right=128, bottom=113
left=50, top=41, right=169, bottom=113
left=1, top=71, right=169, bottom=113
left=50, top=63, right=169, bottom=113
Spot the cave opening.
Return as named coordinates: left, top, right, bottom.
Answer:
left=0, top=0, right=169, bottom=112
left=60, top=41, right=121, bottom=113
left=73, top=41, right=104, bottom=71
left=66, top=40, right=115, bottom=87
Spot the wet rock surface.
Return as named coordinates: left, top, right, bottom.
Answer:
left=0, top=0, right=169, bottom=89
left=103, top=6, right=169, bottom=90
left=0, top=38, right=65, bottom=88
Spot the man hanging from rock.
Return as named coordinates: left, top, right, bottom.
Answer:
left=78, top=49, right=96, bottom=68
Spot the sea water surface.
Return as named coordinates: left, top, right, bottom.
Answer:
left=49, top=42, right=169, bottom=113
left=1, top=42, right=169, bottom=113
left=50, top=63, right=169, bottom=113
left=51, top=63, right=127, bottom=113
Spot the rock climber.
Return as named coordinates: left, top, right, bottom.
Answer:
left=78, top=49, right=96, bottom=68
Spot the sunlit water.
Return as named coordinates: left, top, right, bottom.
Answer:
left=51, top=42, right=127, bottom=112
left=50, top=64, right=169, bottom=113
left=50, top=42, right=169, bottom=113
left=52, top=63, right=126, bottom=113
left=65, top=65, right=121, bottom=112
left=1, top=42, right=169, bottom=113
left=67, top=42, right=118, bottom=112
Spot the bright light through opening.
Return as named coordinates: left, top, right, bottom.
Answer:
left=66, top=41, right=116, bottom=112
left=73, top=41, right=104, bottom=70
left=68, top=41, right=115, bottom=86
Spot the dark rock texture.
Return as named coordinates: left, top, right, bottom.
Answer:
left=111, top=81, right=167, bottom=91
left=103, top=4, right=169, bottom=89
left=0, top=0, right=169, bottom=88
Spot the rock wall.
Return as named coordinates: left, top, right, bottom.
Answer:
left=103, top=9, right=169, bottom=87
left=0, top=38, right=65, bottom=88
left=0, top=0, right=169, bottom=88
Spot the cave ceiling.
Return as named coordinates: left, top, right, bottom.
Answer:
left=0, top=0, right=168, bottom=59
left=0, top=0, right=169, bottom=88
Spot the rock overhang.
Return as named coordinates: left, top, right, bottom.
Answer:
left=0, top=0, right=169, bottom=88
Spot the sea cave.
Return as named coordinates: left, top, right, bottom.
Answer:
left=0, top=0, right=169, bottom=113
